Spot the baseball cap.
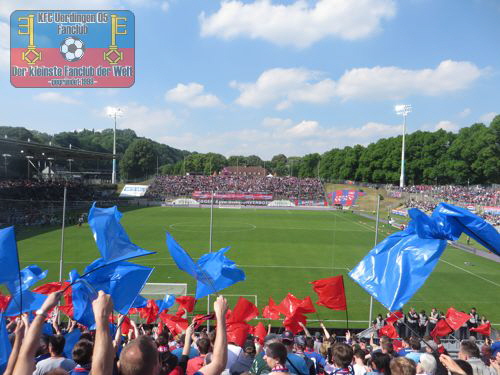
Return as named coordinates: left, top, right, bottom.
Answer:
left=282, top=330, right=294, bottom=342
left=295, top=336, right=306, bottom=347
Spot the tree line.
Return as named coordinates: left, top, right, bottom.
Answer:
left=1, top=115, right=498, bottom=184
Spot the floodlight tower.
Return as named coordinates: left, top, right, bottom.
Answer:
left=395, top=104, right=412, bottom=188
left=108, top=107, right=122, bottom=184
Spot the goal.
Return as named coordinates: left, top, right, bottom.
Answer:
left=218, top=201, right=242, bottom=209
left=141, top=283, right=188, bottom=299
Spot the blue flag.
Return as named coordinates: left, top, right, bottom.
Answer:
left=4, top=290, right=47, bottom=316
left=156, top=294, right=176, bottom=313
left=349, top=203, right=500, bottom=311
left=0, top=313, right=11, bottom=374
left=166, top=233, right=245, bottom=299
left=71, top=260, right=153, bottom=327
left=7, top=265, right=48, bottom=295
left=0, top=226, right=20, bottom=285
left=88, top=203, right=156, bottom=265
left=131, top=295, right=148, bottom=308
left=63, top=330, right=82, bottom=359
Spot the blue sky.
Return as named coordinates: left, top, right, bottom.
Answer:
left=0, top=0, right=499, bottom=158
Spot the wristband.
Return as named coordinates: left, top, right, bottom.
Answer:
left=35, top=309, right=48, bottom=318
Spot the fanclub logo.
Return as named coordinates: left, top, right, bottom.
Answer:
left=60, top=36, right=85, bottom=62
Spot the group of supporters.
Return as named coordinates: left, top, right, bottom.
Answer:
left=3, top=292, right=500, bottom=375
left=373, top=308, right=490, bottom=341
left=394, top=185, right=498, bottom=207
left=145, top=176, right=325, bottom=201
left=0, top=180, right=100, bottom=202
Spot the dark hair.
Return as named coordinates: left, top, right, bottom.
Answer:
left=72, top=339, right=93, bottom=365
left=331, top=343, right=354, bottom=369
left=353, top=349, right=366, bottom=361
left=119, top=336, right=159, bottom=375
left=49, top=335, right=66, bottom=356
left=370, top=352, right=391, bottom=374
left=453, top=360, right=473, bottom=375
left=159, top=351, right=178, bottom=375
left=460, top=341, right=480, bottom=358
left=390, top=357, right=416, bottom=375
left=197, top=338, right=211, bottom=355
left=409, top=337, right=421, bottom=351
left=80, top=332, right=93, bottom=342
left=157, top=332, right=169, bottom=347
left=382, top=342, right=394, bottom=355
left=265, top=342, right=288, bottom=365
left=305, top=337, right=315, bottom=349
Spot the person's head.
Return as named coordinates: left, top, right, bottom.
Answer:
left=420, top=310, right=426, bottom=315
left=331, top=343, right=354, bottom=369
left=72, top=339, right=93, bottom=366
left=470, top=308, right=476, bottom=314
left=305, top=337, right=315, bottom=350
left=263, top=333, right=280, bottom=350
left=36, top=334, right=50, bottom=356
left=390, top=357, right=416, bottom=375
left=196, top=337, right=211, bottom=355
left=459, top=341, right=480, bottom=360
left=410, top=308, right=415, bottom=313
left=380, top=336, right=392, bottom=346
left=353, top=349, right=366, bottom=364
left=294, top=336, right=306, bottom=352
left=156, top=332, right=169, bottom=347
left=264, top=342, right=288, bottom=369
left=370, top=352, right=391, bottom=374
left=244, top=340, right=256, bottom=358
left=48, top=335, right=66, bottom=357
left=159, top=351, right=178, bottom=375
left=281, top=331, right=294, bottom=348
left=417, top=353, right=436, bottom=375
left=409, top=337, right=421, bottom=351
left=118, top=335, right=160, bottom=375
left=401, top=338, right=410, bottom=349
left=382, top=342, right=394, bottom=355
left=378, top=314, right=383, bottom=319
left=424, top=341, right=437, bottom=354
left=452, top=360, right=473, bottom=375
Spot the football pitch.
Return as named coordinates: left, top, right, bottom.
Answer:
left=15, top=206, right=500, bottom=328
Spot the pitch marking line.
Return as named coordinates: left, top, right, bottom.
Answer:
left=439, top=259, right=500, bottom=288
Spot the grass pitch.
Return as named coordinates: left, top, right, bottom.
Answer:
left=15, top=206, right=500, bottom=328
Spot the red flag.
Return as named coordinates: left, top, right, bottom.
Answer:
left=33, top=282, right=70, bottom=295
left=121, top=316, right=132, bottom=335
left=262, top=298, right=281, bottom=320
left=278, top=293, right=316, bottom=317
left=193, top=313, right=215, bottom=329
left=445, top=308, right=470, bottom=331
left=159, top=313, right=188, bottom=336
left=59, top=304, right=74, bottom=318
left=139, top=300, right=159, bottom=324
left=283, top=313, right=307, bottom=334
left=0, top=292, right=11, bottom=312
left=379, top=323, right=398, bottom=339
left=254, top=322, right=267, bottom=345
left=431, top=319, right=453, bottom=338
left=228, top=297, right=259, bottom=323
left=227, top=322, right=251, bottom=347
left=386, top=311, right=403, bottom=324
left=470, top=322, right=491, bottom=336
left=176, top=296, right=196, bottom=313
left=176, top=307, right=185, bottom=318
left=310, top=275, right=347, bottom=311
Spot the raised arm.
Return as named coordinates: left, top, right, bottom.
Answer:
left=13, top=291, right=62, bottom=375
left=90, top=291, right=114, bottom=375
left=320, top=321, right=330, bottom=340
left=299, top=321, right=311, bottom=337
left=199, top=296, right=228, bottom=375
left=4, top=320, right=25, bottom=375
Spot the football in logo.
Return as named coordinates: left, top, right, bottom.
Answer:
left=60, top=37, right=85, bottom=62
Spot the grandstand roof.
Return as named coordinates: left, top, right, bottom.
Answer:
left=0, top=138, right=113, bottom=161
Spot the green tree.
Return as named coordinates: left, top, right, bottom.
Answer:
left=120, top=139, right=157, bottom=180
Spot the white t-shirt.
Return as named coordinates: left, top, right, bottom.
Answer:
left=33, top=357, right=76, bottom=375
left=226, top=344, right=243, bottom=370
left=353, top=363, right=367, bottom=375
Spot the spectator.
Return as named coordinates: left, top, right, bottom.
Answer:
left=404, top=337, right=422, bottom=364
left=33, top=335, right=76, bottom=375
left=458, top=341, right=497, bottom=375
left=366, top=352, right=391, bottom=375
left=187, top=337, right=211, bottom=375
left=353, top=349, right=368, bottom=375
left=390, top=357, right=416, bottom=375
left=417, top=353, right=437, bottom=375
left=69, top=339, right=93, bottom=375
left=230, top=340, right=256, bottom=375
left=263, top=342, right=290, bottom=375
left=326, top=343, right=354, bottom=375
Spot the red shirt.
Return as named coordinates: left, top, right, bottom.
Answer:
left=187, top=355, right=207, bottom=375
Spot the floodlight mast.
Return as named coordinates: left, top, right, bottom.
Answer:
left=395, top=104, right=412, bottom=188
left=109, top=108, right=122, bottom=184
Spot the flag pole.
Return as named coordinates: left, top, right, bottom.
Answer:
left=369, top=194, right=381, bottom=327
left=207, top=189, right=214, bottom=331
left=58, top=186, right=67, bottom=324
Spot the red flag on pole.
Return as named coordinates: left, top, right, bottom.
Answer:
left=379, top=323, right=398, bottom=339
left=229, top=297, right=259, bottom=323
left=470, top=322, right=491, bottom=336
left=445, top=308, right=470, bottom=331
left=310, top=275, right=347, bottom=311
left=176, top=296, right=196, bottom=312
left=227, top=322, right=251, bottom=347
left=159, top=313, right=188, bottom=336
left=430, top=319, right=453, bottom=338
left=262, top=298, right=281, bottom=320
left=254, top=322, right=267, bottom=344
left=386, top=311, right=403, bottom=324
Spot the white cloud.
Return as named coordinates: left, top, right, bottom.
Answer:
left=339, top=122, right=403, bottom=137
left=33, top=92, right=81, bottom=104
left=261, top=117, right=292, bottom=127
left=284, top=120, right=320, bottom=138
left=335, top=60, right=482, bottom=100
left=231, top=68, right=335, bottom=109
left=161, top=1, right=170, bottom=12
left=0, top=21, right=9, bottom=70
left=231, top=61, right=482, bottom=108
left=100, top=103, right=178, bottom=137
left=458, top=108, right=471, bottom=118
left=435, top=120, right=459, bottom=132
left=200, top=0, right=396, bottom=48
left=165, top=83, right=222, bottom=108
left=478, top=112, right=497, bottom=124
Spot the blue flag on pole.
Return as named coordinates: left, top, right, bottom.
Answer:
left=63, top=330, right=82, bottom=359
left=166, top=233, right=245, bottom=299
left=349, top=203, right=500, bottom=311
left=4, top=289, right=47, bottom=316
left=131, top=295, right=148, bottom=308
left=0, top=313, right=11, bottom=374
left=88, top=203, right=156, bottom=265
left=156, top=294, right=176, bottom=313
left=0, top=226, right=20, bottom=286
left=7, top=265, right=48, bottom=294
left=71, top=260, right=153, bottom=327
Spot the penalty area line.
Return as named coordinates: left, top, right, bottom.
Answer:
left=439, top=259, right=500, bottom=288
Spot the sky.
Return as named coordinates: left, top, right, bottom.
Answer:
left=0, top=0, right=499, bottom=159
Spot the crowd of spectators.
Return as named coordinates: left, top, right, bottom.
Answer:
left=3, top=292, right=499, bottom=375
left=391, top=185, right=499, bottom=207
left=145, top=176, right=325, bottom=201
